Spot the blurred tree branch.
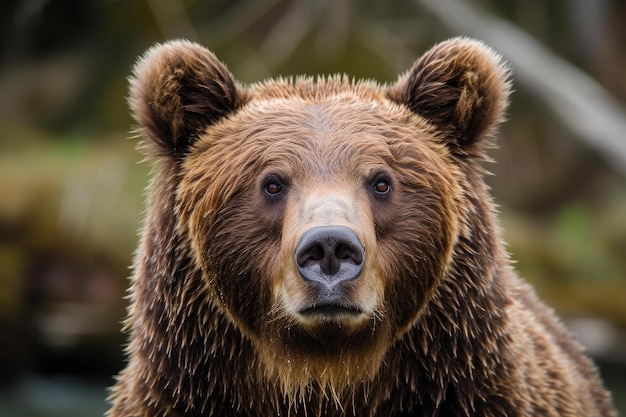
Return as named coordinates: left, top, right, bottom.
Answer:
left=197, top=0, right=285, bottom=47
left=147, top=0, right=199, bottom=42
left=416, top=0, right=626, bottom=176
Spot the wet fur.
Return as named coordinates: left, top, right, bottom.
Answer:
left=108, top=38, right=615, bottom=416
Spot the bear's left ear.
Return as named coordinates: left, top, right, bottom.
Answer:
left=129, top=40, right=248, bottom=159
left=388, top=37, right=511, bottom=157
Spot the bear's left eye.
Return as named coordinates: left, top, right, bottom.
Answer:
left=374, top=180, right=390, bottom=194
left=369, top=172, right=393, bottom=200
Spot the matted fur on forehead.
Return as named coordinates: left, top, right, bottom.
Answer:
left=248, top=74, right=391, bottom=102
left=183, top=90, right=443, bottom=194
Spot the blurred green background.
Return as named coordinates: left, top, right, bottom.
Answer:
left=1, top=0, right=625, bottom=415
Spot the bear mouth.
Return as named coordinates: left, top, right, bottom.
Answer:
left=299, top=303, right=363, bottom=317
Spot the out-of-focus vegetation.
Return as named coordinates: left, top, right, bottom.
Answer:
left=1, top=0, right=625, bottom=414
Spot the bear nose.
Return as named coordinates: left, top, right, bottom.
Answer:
left=295, top=226, right=364, bottom=289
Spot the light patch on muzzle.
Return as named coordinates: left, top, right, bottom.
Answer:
left=276, top=183, right=382, bottom=326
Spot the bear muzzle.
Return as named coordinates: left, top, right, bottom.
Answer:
left=294, top=225, right=365, bottom=317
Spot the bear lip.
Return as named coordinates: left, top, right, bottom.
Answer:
left=298, top=303, right=363, bottom=317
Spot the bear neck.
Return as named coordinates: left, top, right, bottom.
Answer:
left=118, top=160, right=266, bottom=415
left=394, top=166, right=518, bottom=415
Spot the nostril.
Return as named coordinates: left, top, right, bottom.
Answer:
left=295, top=226, right=365, bottom=287
left=335, top=243, right=363, bottom=264
left=296, top=244, right=322, bottom=269
left=305, top=245, right=324, bottom=261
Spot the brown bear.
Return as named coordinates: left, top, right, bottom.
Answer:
left=108, top=38, right=616, bottom=417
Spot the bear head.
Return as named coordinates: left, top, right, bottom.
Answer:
left=129, top=37, right=510, bottom=396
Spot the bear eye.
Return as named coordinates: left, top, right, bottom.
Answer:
left=374, top=180, right=390, bottom=194
left=265, top=182, right=282, bottom=195
left=369, top=172, right=393, bottom=200
left=262, top=174, right=287, bottom=200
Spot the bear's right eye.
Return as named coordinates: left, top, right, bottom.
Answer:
left=262, top=175, right=287, bottom=200
left=265, top=182, right=282, bottom=195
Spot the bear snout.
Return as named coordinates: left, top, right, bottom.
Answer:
left=294, top=225, right=366, bottom=319
left=295, top=225, right=364, bottom=289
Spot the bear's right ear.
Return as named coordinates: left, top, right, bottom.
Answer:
left=129, top=40, right=247, bottom=158
left=388, top=37, right=511, bottom=158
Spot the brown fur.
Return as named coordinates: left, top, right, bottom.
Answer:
left=108, top=38, right=615, bottom=416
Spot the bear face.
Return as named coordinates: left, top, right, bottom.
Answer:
left=176, top=90, right=462, bottom=384
left=130, top=38, right=506, bottom=388
left=111, top=38, right=615, bottom=417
